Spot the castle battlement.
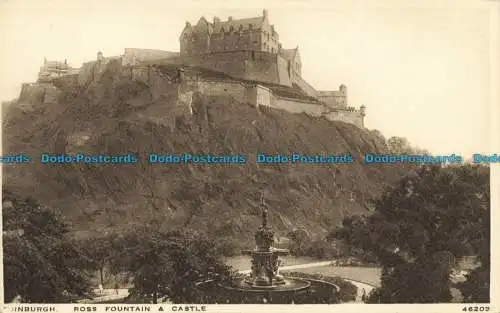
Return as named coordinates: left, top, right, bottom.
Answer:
left=38, top=58, right=80, bottom=83
left=19, top=9, right=366, bottom=128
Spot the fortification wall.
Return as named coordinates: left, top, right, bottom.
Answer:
left=77, top=57, right=123, bottom=87
left=243, top=52, right=281, bottom=85
left=324, top=110, right=364, bottom=128
left=78, top=61, right=95, bottom=87
left=291, top=74, right=317, bottom=98
left=18, top=83, right=48, bottom=104
left=43, top=86, right=62, bottom=105
left=197, top=80, right=246, bottom=103
left=271, top=96, right=324, bottom=117
left=157, top=51, right=284, bottom=86
left=52, top=74, right=79, bottom=92
left=131, top=66, right=150, bottom=85
left=123, top=48, right=179, bottom=66
left=277, top=56, right=292, bottom=86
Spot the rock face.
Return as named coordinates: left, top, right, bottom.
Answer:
left=2, top=61, right=407, bottom=246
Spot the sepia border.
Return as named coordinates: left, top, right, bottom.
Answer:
left=0, top=0, right=499, bottom=312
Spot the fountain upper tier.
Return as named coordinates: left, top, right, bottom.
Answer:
left=237, top=197, right=293, bottom=288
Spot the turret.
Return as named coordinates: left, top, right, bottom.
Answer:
left=360, top=105, right=366, bottom=116
left=339, top=84, right=348, bottom=106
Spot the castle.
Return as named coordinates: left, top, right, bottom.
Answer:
left=19, top=9, right=365, bottom=128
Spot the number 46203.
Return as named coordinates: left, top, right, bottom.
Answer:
left=462, top=307, right=491, bottom=312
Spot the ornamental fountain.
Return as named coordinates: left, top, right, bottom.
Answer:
left=195, top=195, right=340, bottom=304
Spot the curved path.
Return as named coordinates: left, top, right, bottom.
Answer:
left=82, top=262, right=377, bottom=303
left=238, top=261, right=378, bottom=303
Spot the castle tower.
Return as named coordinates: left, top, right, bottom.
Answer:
left=97, top=51, right=104, bottom=62
left=339, top=84, right=348, bottom=107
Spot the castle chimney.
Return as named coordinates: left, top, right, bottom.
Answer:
left=263, top=9, right=268, bottom=20
left=177, top=67, right=185, bottom=82
left=228, top=16, right=233, bottom=21
left=360, top=105, right=366, bottom=116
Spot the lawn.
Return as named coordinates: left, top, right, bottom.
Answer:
left=224, top=255, right=318, bottom=271
left=288, top=265, right=382, bottom=287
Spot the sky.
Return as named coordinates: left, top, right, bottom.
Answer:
left=0, top=0, right=498, bottom=157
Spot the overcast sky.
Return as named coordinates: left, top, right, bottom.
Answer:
left=1, top=0, right=497, bottom=157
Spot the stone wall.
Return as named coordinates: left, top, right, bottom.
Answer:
left=323, top=110, right=364, bottom=128
left=290, top=74, right=317, bottom=98
left=122, top=48, right=179, bottom=66
left=271, top=95, right=324, bottom=117
left=243, top=52, right=281, bottom=85
left=43, top=85, right=62, bottom=105
left=243, top=83, right=365, bottom=128
left=131, top=66, right=150, bottom=85
left=52, top=74, right=79, bottom=92
left=78, top=57, right=123, bottom=87
left=19, top=83, right=50, bottom=104
left=317, top=87, right=347, bottom=108
left=78, top=61, right=95, bottom=87
left=197, top=80, right=246, bottom=103
left=276, top=56, right=292, bottom=86
left=245, top=84, right=272, bottom=108
left=156, top=51, right=286, bottom=86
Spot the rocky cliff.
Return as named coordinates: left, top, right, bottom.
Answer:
left=2, top=62, right=408, bottom=247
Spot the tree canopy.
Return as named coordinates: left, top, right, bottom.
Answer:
left=330, top=164, right=490, bottom=303
left=108, top=227, right=233, bottom=303
left=3, top=189, right=93, bottom=303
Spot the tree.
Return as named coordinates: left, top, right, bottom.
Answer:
left=287, top=229, right=311, bottom=256
left=369, top=129, right=387, bottom=147
left=80, top=234, right=118, bottom=288
left=386, top=136, right=413, bottom=154
left=331, top=164, right=490, bottom=303
left=3, top=189, right=93, bottom=303
left=109, top=227, right=232, bottom=303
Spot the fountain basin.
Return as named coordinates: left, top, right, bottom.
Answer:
left=195, top=276, right=340, bottom=304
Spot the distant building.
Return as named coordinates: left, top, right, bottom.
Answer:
left=180, top=10, right=282, bottom=56
left=38, top=58, right=80, bottom=83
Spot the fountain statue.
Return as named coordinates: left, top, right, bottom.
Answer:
left=195, top=193, right=341, bottom=304
left=241, top=195, right=289, bottom=288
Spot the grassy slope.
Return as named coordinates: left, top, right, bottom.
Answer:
left=2, top=64, right=409, bottom=247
